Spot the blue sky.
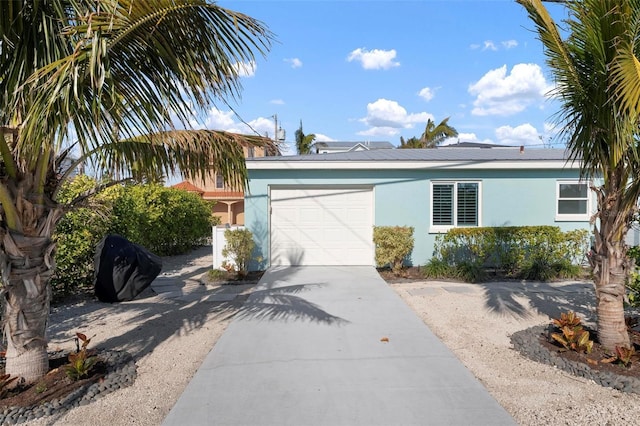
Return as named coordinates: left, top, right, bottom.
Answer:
left=189, top=0, right=569, bottom=154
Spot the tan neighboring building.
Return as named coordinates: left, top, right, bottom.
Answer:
left=172, top=144, right=273, bottom=225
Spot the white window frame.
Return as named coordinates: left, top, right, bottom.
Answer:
left=429, top=180, right=482, bottom=233
left=556, top=180, right=590, bottom=221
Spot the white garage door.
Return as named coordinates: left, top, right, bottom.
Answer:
left=270, top=187, right=374, bottom=266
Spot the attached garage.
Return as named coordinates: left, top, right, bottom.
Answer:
left=270, top=187, right=374, bottom=266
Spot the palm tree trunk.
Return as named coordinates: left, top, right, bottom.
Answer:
left=593, top=248, right=631, bottom=351
left=591, top=188, right=631, bottom=351
left=1, top=232, right=54, bottom=385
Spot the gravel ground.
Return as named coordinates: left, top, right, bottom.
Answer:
left=392, top=279, right=640, bottom=426
left=23, top=251, right=640, bottom=425
left=26, top=247, right=243, bottom=426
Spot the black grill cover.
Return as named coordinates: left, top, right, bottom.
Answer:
left=94, top=235, right=163, bottom=303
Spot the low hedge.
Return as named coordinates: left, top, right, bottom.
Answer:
left=430, top=226, right=589, bottom=281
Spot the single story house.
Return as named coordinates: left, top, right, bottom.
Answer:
left=244, top=147, right=592, bottom=270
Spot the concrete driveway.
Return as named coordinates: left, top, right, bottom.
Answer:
left=162, top=266, right=515, bottom=426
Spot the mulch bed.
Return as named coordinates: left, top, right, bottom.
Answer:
left=538, top=322, right=640, bottom=380
left=0, top=355, right=106, bottom=410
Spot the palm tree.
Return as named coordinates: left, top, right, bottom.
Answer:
left=518, top=0, right=640, bottom=351
left=294, top=120, right=316, bottom=155
left=399, top=117, right=458, bottom=149
left=0, top=0, right=274, bottom=384
left=398, top=136, right=423, bottom=149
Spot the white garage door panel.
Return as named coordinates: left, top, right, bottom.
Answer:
left=271, top=187, right=373, bottom=266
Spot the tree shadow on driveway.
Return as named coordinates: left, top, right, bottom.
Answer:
left=47, top=265, right=346, bottom=363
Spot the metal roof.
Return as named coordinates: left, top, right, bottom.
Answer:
left=249, top=147, right=574, bottom=162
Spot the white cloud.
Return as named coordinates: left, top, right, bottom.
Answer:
left=471, top=40, right=518, bottom=51
left=186, top=108, right=276, bottom=137
left=285, top=58, right=303, bottom=68
left=347, top=48, right=400, bottom=70
left=483, top=41, right=498, bottom=51
left=270, top=99, right=285, bottom=105
left=469, top=63, right=553, bottom=116
left=199, top=108, right=236, bottom=130
left=314, top=133, right=335, bottom=142
left=441, top=132, right=494, bottom=145
left=233, top=60, right=256, bottom=77
left=543, top=121, right=561, bottom=136
left=495, top=123, right=541, bottom=146
left=357, top=126, right=400, bottom=138
left=358, top=98, right=433, bottom=137
left=281, top=132, right=333, bottom=156
left=245, top=116, right=278, bottom=137
left=502, top=40, right=518, bottom=49
left=418, top=87, right=436, bottom=102
left=439, top=136, right=460, bottom=146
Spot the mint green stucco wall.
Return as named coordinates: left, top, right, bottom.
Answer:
left=245, top=167, right=590, bottom=270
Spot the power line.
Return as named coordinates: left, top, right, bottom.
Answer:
left=221, top=99, right=265, bottom=137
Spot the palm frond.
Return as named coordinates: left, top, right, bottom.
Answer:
left=610, top=1, right=640, bottom=117
left=83, top=130, right=273, bottom=191
left=6, top=0, right=275, bottom=183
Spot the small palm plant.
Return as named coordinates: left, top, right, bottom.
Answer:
left=65, top=333, right=98, bottom=381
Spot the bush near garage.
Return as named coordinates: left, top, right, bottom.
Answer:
left=373, top=226, right=415, bottom=275
left=427, top=226, right=589, bottom=282
left=222, top=228, right=256, bottom=278
left=52, top=178, right=216, bottom=298
left=108, top=183, right=217, bottom=256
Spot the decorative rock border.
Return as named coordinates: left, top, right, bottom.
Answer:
left=0, top=349, right=136, bottom=425
left=511, top=325, right=640, bottom=394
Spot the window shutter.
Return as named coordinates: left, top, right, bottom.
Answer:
left=456, top=183, right=478, bottom=226
left=433, top=184, right=453, bottom=225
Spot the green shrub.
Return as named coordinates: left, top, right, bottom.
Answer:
left=222, top=228, right=255, bottom=277
left=52, top=176, right=113, bottom=296
left=207, top=269, right=228, bottom=282
left=432, top=226, right=589, bottom=282
left=455, top=261, right=486, bottom=283
left=521, top=255, right=556, bottom=281
left=628, top=271, right=640, bottom=307
left=553, top=259, right=582, bottom=279
left=52, top=178, right=217, bottom=299
left=626, top=246, right=640, bottom=307
left=421, top=258, right=454, bottom=279
left=373, top=226, right=415, bottom=275
left=109, top=184, right=215, bottom=255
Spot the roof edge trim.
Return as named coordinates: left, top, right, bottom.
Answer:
left=247, top=160, right=579, bottom=170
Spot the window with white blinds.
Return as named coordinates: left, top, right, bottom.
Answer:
left=431, top=181, right=480, bottom=230
left=432, top=184, right=454, bottom=225
left=457, top=183, right=478, bottom=226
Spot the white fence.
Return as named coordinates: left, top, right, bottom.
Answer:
left=211, top=225, right=244, bottom=270
left=628, top=226, right=640, bottom=247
